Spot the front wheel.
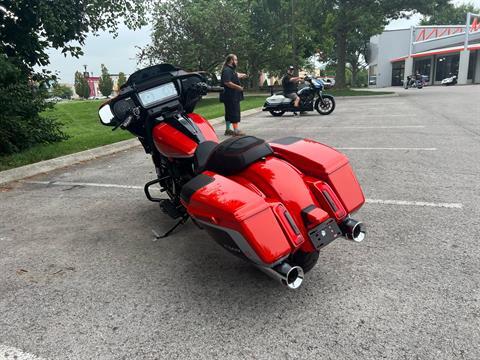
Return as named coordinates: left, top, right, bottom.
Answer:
left=290, top=250, right=319, bottom=273
left=315, top=95, right=335, bottom=115
left=269, top=110, right=285, bottom=117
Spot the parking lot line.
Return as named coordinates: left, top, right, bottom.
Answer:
left=365, top=199, right=463, bottom=209
left=22, top=181, right=462, bottom=209
left=22, top=180, right=143, bottom=190
left=337, top=147, right=437, bottom=151
left=0, top=345, right=45, bottom=360
left=244, top=125, right=426, bottom=130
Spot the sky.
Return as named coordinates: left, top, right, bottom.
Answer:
left=45, top=0, right=480, bottom=84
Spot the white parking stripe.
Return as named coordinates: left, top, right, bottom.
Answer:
left=337, top=147, right=437, bottom=151
left=22, top=180, right=143, bottom=190
left=366, top=199, right=463, bottom=209
left=0, top=345, right=46, bottom=360
left=22, top=181, right=462, bottom=209
left=244, top=125, right=426, bottom=130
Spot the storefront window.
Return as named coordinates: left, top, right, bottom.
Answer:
left=391, top=61, right=404, bottom=86
left=435, top=54, right=459, bottom=81
left=414, top=58, right=432, bottom=82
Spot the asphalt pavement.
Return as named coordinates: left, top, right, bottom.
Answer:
left=1, top=85, right=479, bottom=359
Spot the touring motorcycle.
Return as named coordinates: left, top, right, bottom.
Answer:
left=262, top=76, right=335, bottom=117
left=98, top=64, right=366, bottom=289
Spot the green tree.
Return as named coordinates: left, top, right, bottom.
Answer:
left=0, top=0, right=151, bottom=154
left=144, top=0, right=319, bottom=89
left=145, top=0, right=247, bottom=73
left=117, top=72, right=127, bottom=88
left=74, top=72, right=90, bottom=99
left=421, top=3, right=480, bottom=25
left=52, top=83, right=73, bottom=99
left=316, top=0, right=450, bottom=88
left=0, top=56, right=67, bottom=154
left=98, top=64, right=113, bottom=96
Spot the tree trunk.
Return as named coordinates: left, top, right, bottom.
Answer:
left=351, top=66, right=358, bottom=88
left=335, top=31, right=347, bottom=88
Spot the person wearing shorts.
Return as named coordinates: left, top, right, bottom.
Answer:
left=282, top=65, right=302, bottom=108
left=220, top=54, right=248, bottom=136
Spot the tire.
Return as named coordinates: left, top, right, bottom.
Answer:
left=269, top=110, right=285, bottom=117
left=290, top=250, right=320, bottom=273
left=315, top=95, right=335, bottom=115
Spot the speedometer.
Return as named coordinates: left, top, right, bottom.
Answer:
left=138, top=82, right=178, bottom=107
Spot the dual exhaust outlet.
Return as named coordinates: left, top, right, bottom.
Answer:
left=260, top=218, right=365, bottom=289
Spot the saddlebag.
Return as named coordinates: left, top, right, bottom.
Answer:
left=270, top=137, right=365, bottom=214
left=180, top=172, right=303, bottom=266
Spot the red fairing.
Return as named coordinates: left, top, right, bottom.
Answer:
left=152, top=114, right=219, bottom=158
left=270, top=138, right=365, bottom=213
left=183, top=172, right=292, bottom=265
left=188, top=113, right=219, bottom=143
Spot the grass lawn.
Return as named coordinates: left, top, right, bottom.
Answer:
left=0, top=97, right=266, bottom=171
left=0, top=89, right=393, bottom=171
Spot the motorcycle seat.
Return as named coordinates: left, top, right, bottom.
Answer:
left=194, top=136, right=273, bottom=175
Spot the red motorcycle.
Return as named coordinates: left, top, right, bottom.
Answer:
left=98, top=64, right=366, bottom=289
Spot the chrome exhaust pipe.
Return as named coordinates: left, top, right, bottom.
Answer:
left=258, top=262, right=304, bottom=289
left=340, top=218, right=366, bottom=242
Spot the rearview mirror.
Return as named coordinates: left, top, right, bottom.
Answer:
left=98, top=103, right=115, bottom=125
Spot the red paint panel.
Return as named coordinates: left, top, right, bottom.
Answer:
left=236, top=157, right=319, bottom=252
left=152, top=123, right=197, bottom=158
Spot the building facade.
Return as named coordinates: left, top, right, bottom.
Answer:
left=369, top=13, right=480, bottom=87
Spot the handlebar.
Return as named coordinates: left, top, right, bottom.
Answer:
left=112, top=114, right=133, bottom=131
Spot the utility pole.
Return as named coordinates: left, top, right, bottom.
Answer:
left=291, top=0, right=296, bottom=74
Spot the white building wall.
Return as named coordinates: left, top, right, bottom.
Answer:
left=371, top=29, right=411, bottom=87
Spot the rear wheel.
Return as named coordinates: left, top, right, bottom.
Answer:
left=269, top=110, right=285, bottom=117
left=290, top=250, right=320, bottom=273
left=315, top=95, right=335, bottom=115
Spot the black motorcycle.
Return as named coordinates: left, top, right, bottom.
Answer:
left=263, top=76, right=335, bottom=116
left=404, top=75, right=424, bottom=89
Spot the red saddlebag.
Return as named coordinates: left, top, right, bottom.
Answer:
left=270, top=137, right=365, bottom=214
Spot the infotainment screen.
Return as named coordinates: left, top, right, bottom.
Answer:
left=138, top=82, right=178, bottom=107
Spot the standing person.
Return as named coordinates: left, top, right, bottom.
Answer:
left=220, top=54, right=247, bottom=136
left=282, top=65, right=302, bottom=109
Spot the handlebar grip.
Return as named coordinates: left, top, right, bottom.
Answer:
left=120, top=114, right=133, bottom=129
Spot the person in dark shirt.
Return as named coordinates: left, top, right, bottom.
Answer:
left=282, top=65, right=302, bottom=108
left=220, top=54, right=247, bottom=136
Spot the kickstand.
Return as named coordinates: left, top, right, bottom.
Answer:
left=152, top=216, right=189, bottom=241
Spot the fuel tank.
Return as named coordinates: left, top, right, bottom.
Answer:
left=152, top=113, right=218, bottom=158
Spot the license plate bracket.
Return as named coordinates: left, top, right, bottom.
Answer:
left=308, top=218, right=342, bottom=249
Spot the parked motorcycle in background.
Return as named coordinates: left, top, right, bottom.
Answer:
left=98, top=64, right=366, bottom=289
left=441, top=73, right=458, bottom=86
left=404, top=74, right=424, bottom=89
left=263, top=75, right=336, bottom=116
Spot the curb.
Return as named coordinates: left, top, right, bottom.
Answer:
left=0, top=139, right=140, bottom=186
left=0, top=107, right=263, bottom=186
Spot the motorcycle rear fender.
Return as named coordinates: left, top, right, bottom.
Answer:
left=270, top=137, right=365, bottom=214
left=181, top=172, right=301, bottom=265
